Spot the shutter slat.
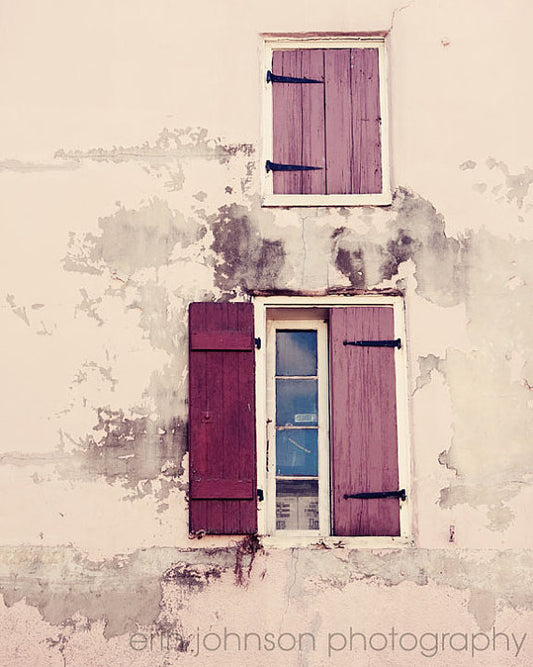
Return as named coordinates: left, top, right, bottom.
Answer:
left=191, top=480, right=253, bottom=499
left=189, top=302, right=257, bottom=534
left=301, top=49, right=326, bottom=194
left=272, top=50, right=303, bottom=194
left=190, top=331, right=253, bottom=350
left=330, top=307, right=400, bottom=536
left=324, top=49, right=353, bottom=194
left=351, top=48, right=382, bottom=194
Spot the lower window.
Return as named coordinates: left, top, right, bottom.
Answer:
left=187, top=297, right=409, bottom=542
left=259, top=298, right=409, bottom=540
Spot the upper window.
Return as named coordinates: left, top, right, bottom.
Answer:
left=262, top=36, right=390, bottom=207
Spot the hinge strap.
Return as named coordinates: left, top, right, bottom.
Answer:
left=343, top=338, right=402, bottom=349
left=344, top=489, right=407, bottom=501
left=266, top=160, right=322, bottom=173
left=266, top=70, right=323, bottom=84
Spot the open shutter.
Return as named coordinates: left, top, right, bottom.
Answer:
left=330, top=307, right=400, bottom=536
left=189, top=302, right=257, bottom=534
left=270, top=47, right=382, bottom=195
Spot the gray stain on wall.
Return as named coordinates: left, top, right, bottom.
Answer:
left=485, top=157, right=533, bottom=208
left=0, top=546, right=227, bottom=639
left=55, top=127, right=254, bottom=166
left=77, top=408, right=185, bottom=485
left=57, top=143, right=533, bottom=525
left=0, top=159, right=80, bottom=172
left=210, top=203, right=286, bottom=295
left=7, top=132, right=529, bottom=640
left=333, top=188, right=465, bottom=306
left=64, top=198, right=204, bottom=276
left=0, top=544, right=531, bottom=638
left=55, top=127, right=254, bottom=193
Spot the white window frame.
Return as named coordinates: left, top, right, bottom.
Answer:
left=254, top=295, right=412, bottom=548
left=266, top=317, right=330, bottom=537
left=261, top=35, right=392, bottom=208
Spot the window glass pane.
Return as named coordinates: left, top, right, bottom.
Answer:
left=276, top=429, right=318, bottom=476
left=276, top=330, right=317, bottom=376
left=276, top=480, right=319, bottom=531
left=276, top=378, right=318, bottom=426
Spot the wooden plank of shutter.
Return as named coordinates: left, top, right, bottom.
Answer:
left=272, top=50, right=303, bottom=195
left=330, top=307, right=400, bottom=536
left=301, top=49, right=326, bottom=194
left=351, top=48, right=382, bottom=194
left=189, top=302, right=257, bottom=535
left=190, top=331, right=252, bottom=351
left=324, top=49, right=352, bottom=194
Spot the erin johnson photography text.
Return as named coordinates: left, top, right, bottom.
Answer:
left=130, top=626, right=528, bottom=659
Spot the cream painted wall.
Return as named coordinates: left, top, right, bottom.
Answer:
left=0, top=0, right=532, bottom=664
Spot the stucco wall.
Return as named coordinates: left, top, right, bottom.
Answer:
left=1, top=0, right=532, bottom=664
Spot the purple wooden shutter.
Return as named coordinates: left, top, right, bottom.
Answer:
left=189, top=302, right=257, bottom=535
left=271, top=47, right=382, bottom=195
left=330, top=307, right=400, bottom=536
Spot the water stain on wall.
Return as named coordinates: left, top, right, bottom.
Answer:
left=0, top=544, right=531, bottom=639
left=55, top=127, right=255, bottom=193
left=294, top=547, right=533, bottom=631
left=55, top=127, right=254, bottom=166
left=78, top=408, right=185, bottom=485
left=209, top=203, right=286, bottom=295
left=64, top=198, right=204, bottom=276
left=0, top=159, right=80, bottom=172
left=333, top=188, right=465, bottom=306
left=484, top=157, right=533, bottom=208
left=57, top=163, right=533, bottom=526
left=0, top=546, right=228, bottom=639
left=7, top=129, right=529, bottom=642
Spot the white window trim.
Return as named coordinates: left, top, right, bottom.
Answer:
left=254, top=295, right=413, bottom=549
left=266, top=317, right=330, bottom=537
left=261, top=35, right=392, bottom=208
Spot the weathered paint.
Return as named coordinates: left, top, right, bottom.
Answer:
left=0, top=0, right=533, bottom=664
left=330, top=307, right=400, bottom=535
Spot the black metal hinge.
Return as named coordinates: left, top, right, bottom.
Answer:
left=344, top=489, right=407, bottom=501
left=343, top=338, right=402, bottom=349
left=257, top=488, right=264, bottom=502
left=266, top=70, right=323, bottom=84
left=266, top=160, right=322, bottom=173
left=255, top=337, right=261, bottom=350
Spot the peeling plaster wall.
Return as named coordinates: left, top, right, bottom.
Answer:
left=1, top=0, right=533, bottom=664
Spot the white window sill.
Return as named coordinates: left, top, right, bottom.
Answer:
left=259, top=534, right=414, bottom=550
left=261, top=191, right=392, bottom=207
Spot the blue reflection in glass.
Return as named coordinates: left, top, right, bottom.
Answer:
left=276, top=429, right=318, bottom=476
left=276, top=378, right=317, bottom=426
left=276, top=330, right=317, bottom=376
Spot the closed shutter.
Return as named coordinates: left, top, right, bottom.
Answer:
left=189, top=302, right=257, bottom=534
left=270, top=47, right=382, bottom=195
left=329, top=307, right=400, bottom=536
